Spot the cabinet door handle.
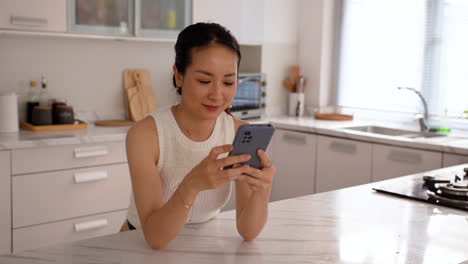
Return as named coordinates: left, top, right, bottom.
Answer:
left=388, top=150, right=422, bottom=164
left=10, top=15, right=48, bottom=27
left=282, top=133, right=306, bottom=145
left=329, top=141, right=356, bottom=154
left=74, top=170, right=108, bottom=184
left=74, top=219, right=108, bottom=232
left=74, top=146, right=109, bottom=159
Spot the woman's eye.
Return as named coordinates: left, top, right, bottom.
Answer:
left=199, top=80, right=210, bottom=84
left=224, top=82, right=235, bottom=86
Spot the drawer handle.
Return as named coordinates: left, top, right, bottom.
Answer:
left=10, top=15, right=48, bottom=27
left=74, top=219, right=108, bottom=232
left=74, top=170, right=108, bottom=184
left=74, top=146, right=109, bottom=159
left=329, top=141, right=357, bottom=154
left=388, top=150, right=422, bottom=164
left=283, top=133, right=307, bottom=145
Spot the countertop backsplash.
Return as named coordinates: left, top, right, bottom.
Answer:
left=0, top=35, right=178, bottom=122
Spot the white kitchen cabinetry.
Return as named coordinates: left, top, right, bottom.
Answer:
left=0, top=0, right=66, bottom=32
left=316, top=136, right=372, bottom=193
left=270, top=129, right=317, bottom=201
left=372, top=144, right=442, bottom=182
left=192, top=0, right=264, bottom=45
left=0, top=151, right=11, bottom=255
left=442, top=153, right=468, bottom=167
left=11, top=142, right=131, bottom=253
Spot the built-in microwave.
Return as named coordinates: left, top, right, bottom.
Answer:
left=231, top=73, right=266, bottom=120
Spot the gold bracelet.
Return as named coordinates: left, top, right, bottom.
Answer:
left=177, top=189, right=192, bottom=209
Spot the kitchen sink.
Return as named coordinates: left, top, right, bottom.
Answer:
left=342, top=125, right=447, bottom=138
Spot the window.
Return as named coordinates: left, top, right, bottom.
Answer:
left=337, top=0, right=468, bottom=120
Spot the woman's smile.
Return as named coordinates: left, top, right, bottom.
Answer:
left=203, top=104, right=221, bottom=112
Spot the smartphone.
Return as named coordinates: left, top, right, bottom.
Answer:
left=225, top=124, right=275, bottom=169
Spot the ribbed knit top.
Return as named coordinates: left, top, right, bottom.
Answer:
left=127, top=106, right=235, bottom=228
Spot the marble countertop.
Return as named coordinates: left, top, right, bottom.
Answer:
left=1, top=115, right=468, bottom=156
left=1, top=165, right=467, bottom=264
left=0, top=123, right=130, bottom=150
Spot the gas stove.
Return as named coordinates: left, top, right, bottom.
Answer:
left=424, top=171, right=468, bottom=210
left=373, top=167, right=468, bottom=211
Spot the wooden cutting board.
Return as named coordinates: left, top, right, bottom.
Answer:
left=94, top=120, right=135, bottom=127
left=314, top=113, right=354, bottom=121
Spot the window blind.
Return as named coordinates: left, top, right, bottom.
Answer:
left=337, top=0, right=468, bottom=119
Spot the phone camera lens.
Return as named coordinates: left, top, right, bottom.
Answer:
left=245, top=131, right=251, bottom=135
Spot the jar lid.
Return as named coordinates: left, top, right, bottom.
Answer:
left=33, top=106, right=51, bottom=110
left=56, top=105, right=73, bottom=109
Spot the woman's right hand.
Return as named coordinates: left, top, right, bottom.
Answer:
left=185, top=144, right=251, bottom=193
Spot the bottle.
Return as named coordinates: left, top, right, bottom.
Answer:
left=26, top=80, right=39, bottom=123
left=39, top=75, right=49, bottom=106
left=166, top=1, right=176, bottom=29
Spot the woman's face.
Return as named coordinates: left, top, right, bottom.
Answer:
left=174, top=43, right=238, bottom=120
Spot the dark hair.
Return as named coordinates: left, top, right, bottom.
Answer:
left=172, top=22, right=241, bottom=95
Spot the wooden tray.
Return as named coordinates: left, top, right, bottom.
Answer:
left=20, top=120, right=87, bottom=131
left=94, top=120, right=135, bottom=127
left=314, top=113, right=354, bottom=121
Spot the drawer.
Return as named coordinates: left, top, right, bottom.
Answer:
left=12, top=141, right=127, bottom=175
left=13, top=209, right=127, bottom=253
left=372, top=144, right=442, bottom=182
left=13, top=163, right=131, bottom=228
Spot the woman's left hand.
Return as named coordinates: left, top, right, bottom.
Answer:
left=238, top=149, right=275, bottom=192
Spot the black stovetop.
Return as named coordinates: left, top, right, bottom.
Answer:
left=373, top=168, right=468, bottom=212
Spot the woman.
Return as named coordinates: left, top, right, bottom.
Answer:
left=125, top=22, right=275, bottom=250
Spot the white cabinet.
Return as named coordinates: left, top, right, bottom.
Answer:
left=192, top=0, right=264, bottom=45
left=316, top=136, right=372, bottom=193
left=0, top=0, right=66, bottom=32
left=270, top=129, right=316, bottom=201
left=0, top=151, right=11, bottom=255
left=442, top=153, right=468, bottom=167
left=372, top=144, right=442, bottom=182
left=11, top=141, right=131, bottom=253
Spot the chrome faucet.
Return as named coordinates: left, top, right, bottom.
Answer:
left=397, top=87, right=429, bottom=132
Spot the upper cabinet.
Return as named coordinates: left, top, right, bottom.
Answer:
left=136, top=0, right=191, bottom=38
left=1, top=0, right=192, bottom=40
left=192, top=0, right=264, bottom=45
left=0, top=0, right=66, bottom=32
left=68, top=0, right=134, bottom=36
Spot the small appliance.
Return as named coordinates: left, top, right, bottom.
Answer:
left=231, top=73, right=266, bottom=120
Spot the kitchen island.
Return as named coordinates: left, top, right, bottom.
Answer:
left=1, top=165, right=467, bottom=264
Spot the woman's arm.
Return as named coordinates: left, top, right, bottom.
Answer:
left=235, top=150, right=275, bottom=240
left=126, top=117, right=197, bottom=249
left=232, top=118, right=275, bottom=240
left=127, top=117, right=251, bottom=249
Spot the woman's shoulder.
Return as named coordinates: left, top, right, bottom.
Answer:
left=126, top=116, right=159, bottom=154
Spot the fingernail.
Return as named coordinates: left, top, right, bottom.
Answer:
left=258, top=149, right=264, bottom=154
left=245, top=154, right=251, bottom=160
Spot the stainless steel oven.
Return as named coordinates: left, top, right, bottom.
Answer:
left=231, top=73, right=266, bottom=120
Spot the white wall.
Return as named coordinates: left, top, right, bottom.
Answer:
left=0, top=35, right=177, bottom=121
left=298, top=0, right=337, bottom=114
left=0, top=0, right=303, bottom=121
left=261, top=0, right=299, bottom=117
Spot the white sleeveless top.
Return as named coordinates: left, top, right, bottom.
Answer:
left=126, top=106, right=235, bottom=228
